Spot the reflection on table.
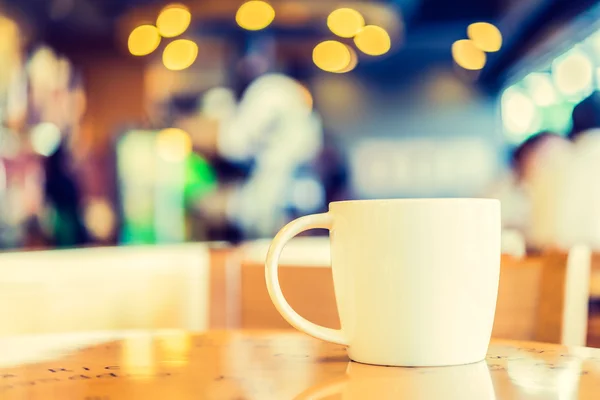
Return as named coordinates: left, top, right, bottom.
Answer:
left=1, top=331, right=600, bottom=399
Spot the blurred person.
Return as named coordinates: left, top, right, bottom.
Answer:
left=558, top=131, right=600, bottom=249
left=177, top=73, right=322, bottom=239
left=515, top=132, right=572, bottom=251
left=43, top=142, right=89, bottom=246
left=28, top=48, right=90, bottom=247
left=488, top=132, right=572, bottom=252
left=557, top=91, right=600, bottom=250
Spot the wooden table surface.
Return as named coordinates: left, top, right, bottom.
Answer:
left=0, top=330, right=599, bottom=399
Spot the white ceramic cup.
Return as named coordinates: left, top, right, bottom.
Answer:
left=265, top=199, right=501, bottom=367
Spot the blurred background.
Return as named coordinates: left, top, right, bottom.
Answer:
left=1, top=0, right=600, bottom=252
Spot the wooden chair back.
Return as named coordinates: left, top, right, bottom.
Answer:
left=239, top=241, right=591, bottom=346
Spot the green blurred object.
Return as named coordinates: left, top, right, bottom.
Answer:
left=116, top=130, right=217, bottom=244
left=184, top=153, right=217, bottom=202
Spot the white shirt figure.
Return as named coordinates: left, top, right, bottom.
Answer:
left=216, top=74, right=323, bottom=237
left=521, top=136, right=572, bottom=250
left=560, top=129, right=600, bottom=250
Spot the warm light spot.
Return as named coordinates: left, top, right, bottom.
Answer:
left=128, top=25, right=161, bottom=56
left=30, top=122, right=61, bottom=156
left=327, top=8, right=365, bottom=38
left=451, top=39, right=486, bottom=70
left=156, top=4, right=191, bottom=38
left=313, top=40, right=351, bottom=73
left=467, top=22, right=502, bottom=52
left=552, top=48, right=593, bottom=98
left=156, top=128, right=192, bottom=162
left=354, top=25, right=391, bottom=56
left=162, top=39, right=198, bottom=71
left=336, top=45, right=358, bottom=73
left=236, top=1, right=275, bottom=31
left=84, top=199, right=115, bottom=240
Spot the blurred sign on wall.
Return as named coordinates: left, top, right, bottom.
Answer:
left=350, top=137, right=498, bottom=198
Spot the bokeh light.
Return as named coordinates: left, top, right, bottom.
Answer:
left=84, top=199, right=116, bottom=240
left=501, top=86, right=541, bottom=141
left=30, top=122, right=62, bottom=156
left=162, top=39, right=198, bottom=71
left=0, top=15, right=20, bottom=90
left=354, top=25, right=391, bottom=56
left=451, top=39, right=486, bottom=70
left=552, top=48, right=593, bottom=98
left=336, top=45, right=358, bottom=73
left=156, top=128, right=192, bottom=162
left=235, top=1, right=275, bottom=31
left=523, top=73, right=558, bottom=106
left=128, top=25, right=161, bottom=56
left=156, top=4, right=191, bottom=38
left=327, top=8, right=365, bottom=38
left=312, top=40, right=351, bottom=73
left=467, top=22, right=502, bottom=52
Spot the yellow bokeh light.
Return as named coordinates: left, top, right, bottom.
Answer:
left=128, top=25, right=161, bottom=56
left=467, top=22, right=502, bottom=52
left=162, top=39, right=198, bottom=71
left=156, top=4, right=191, bottom=38
left=336, top=45, right=358, bottom=73
left=452, top=39, right=486, bottom=70
left=236, top=1, right=275, bottom=31
left=354, top=25, right=391, bottom=56
left=327, top=8, right=365, bottom=38
left=313, top=40, right=351, bottom=73
left=156, top=128, right=192, bottom=162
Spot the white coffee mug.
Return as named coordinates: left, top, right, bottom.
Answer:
left=265, top=199, right=500, bottom=367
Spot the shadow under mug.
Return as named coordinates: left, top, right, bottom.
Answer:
left=266, top=199, right=501, bottom=367
left=294, top=360, right=495, bottom=400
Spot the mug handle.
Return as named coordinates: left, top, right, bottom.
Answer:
left=265, top=213, right=348, bottom=346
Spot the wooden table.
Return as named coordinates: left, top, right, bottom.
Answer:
left=0, top=330, right=599, bottom=399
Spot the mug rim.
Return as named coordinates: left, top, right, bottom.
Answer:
left=330, top=198, right=499, bottom=206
